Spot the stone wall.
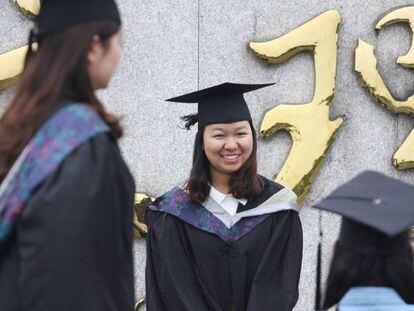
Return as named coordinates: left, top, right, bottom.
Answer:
left=1, top=1, right=414, bottom=309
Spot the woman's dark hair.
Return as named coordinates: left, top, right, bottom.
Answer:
left=0, top=20, right=121, bottom=183
left=323, top=242, right=414, bottom=309
left=185, top=121, right=264, bottom=202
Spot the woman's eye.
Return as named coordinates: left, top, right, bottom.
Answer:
left=213, top=134, right=224, bottom=138
left=237, top=132, right=247, bottom=136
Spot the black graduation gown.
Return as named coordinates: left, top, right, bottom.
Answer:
left=0, top=133, right=136, bottom=311
left=145, top=177, right=303, bottom=311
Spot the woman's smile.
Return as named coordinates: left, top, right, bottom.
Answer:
left=221, top=153, right=242, bottom=161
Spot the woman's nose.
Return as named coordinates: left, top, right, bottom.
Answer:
left=224, top=138, right=238, bottom=150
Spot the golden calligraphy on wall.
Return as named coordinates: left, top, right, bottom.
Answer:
left=250, top=10, right=343, bottom=203
left=0, top=1, right=39, bottom=91
left=355, top=6, right=414, bottom=169
left=13, top=0, right=40, bottom=18
left=0, top=46, right=28, bottom=90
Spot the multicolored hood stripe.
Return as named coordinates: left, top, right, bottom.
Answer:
left=0, top=104, right=109, bottom=249
left=148, top=187, right=297, bottom=243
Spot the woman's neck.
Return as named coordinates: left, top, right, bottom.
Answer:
left=210, top=166, right=231, bottom=194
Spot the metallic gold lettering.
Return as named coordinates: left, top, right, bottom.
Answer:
left=0, top=46, right=28, bottom=91
left=133, top=194, right=153, bottom=238
left=135, top=297, right=145, bottom=311
left=249, top=10, right=344, bottom=202
left=355, top=6, right=414, bottom=169
left=12, top=0, right=40, bottom=19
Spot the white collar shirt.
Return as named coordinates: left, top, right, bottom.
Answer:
left=209, top=186, right=248, bottom=216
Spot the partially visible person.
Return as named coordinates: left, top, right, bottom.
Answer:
left=0, top=1, right=136, bottom=310
left=313, top=171, right=414, bottom=311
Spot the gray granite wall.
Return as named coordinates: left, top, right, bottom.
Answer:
left=1, top=1, right=414, bottom=310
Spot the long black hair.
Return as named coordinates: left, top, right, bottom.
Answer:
left=323, top=242, right=414, bottom=309
left=0, top=21, right=121, bottom=182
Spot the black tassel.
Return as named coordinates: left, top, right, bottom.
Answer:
left=315, top=211, right=323, bottom=310
left=180, top=113, right=198, bottom=130
left=24, top=27, right=39, bottom=67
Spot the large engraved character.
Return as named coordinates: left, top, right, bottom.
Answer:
left=250, top=10, right=344, bottom=203
left=12, top=0, right=40, bottom=19
left=355, top=6, right=414, bottom=170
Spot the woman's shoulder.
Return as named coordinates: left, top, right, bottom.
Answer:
left=256, top=176, right=299, bottom=216
left=151, top=186, right=188, bottom=209
left=63, top=132, right=118, bottom=173
left=29, top=131, right=125, bottom=203
left=259, top=175, right=285, bottom=196
left=145, top=187, right=189, bottom=227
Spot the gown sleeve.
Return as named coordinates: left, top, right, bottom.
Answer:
left=145, top=209, right=222, bottom=311
left=16, top=133, right=136, bottom=311
left=247, top=210, right=303, bottom=311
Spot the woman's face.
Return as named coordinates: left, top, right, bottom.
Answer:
left=203, top=120, right=254, bottom=176
left=87, top=31, right=122, bottom=90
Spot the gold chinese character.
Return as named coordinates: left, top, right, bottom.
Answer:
left=250, top=10, right=344, bottom=202
left=355, top=6, right=414, bottom=169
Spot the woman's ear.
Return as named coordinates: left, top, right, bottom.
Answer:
left=87, top=35, right=102, bottom=64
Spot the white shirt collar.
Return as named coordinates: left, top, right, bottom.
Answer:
left=209, top=186, right=248, bottom=206
left=202, top=187, right=298, bottom=228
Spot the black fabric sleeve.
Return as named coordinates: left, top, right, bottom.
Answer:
left=16, top=133, right=135, bottom=311
left=145, top=209, right=221, bottom=311
left=247, top=210, right=303, bottom=311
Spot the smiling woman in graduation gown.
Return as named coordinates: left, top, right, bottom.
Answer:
left=145, top=83, right=303, bottom=311
left=0, top=1, right=135, bottom=310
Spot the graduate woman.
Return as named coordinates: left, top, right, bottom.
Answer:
left=0, top=1, right=135, bottom=310
left=313, top=171, right=414, bottom=311
left=146, top=83, right=303, bottom=311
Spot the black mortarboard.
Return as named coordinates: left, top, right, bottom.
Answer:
left=315, top=170, right=414, bottom=241
left=312, top=170, right=414, bottom=310
left=37, top=0, right=121, bottom=37
left=25, top=0, right=121, bottom=65
left=166, top=83, right=274, bottom=130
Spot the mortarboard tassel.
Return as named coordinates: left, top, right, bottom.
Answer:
left=315, top=211, right=323, bottom=310
left=180, top=113, right=199, bottom=130
left=24, top=27, right=39, bottom=67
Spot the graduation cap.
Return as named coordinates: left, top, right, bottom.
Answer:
left=166, top=83, right=274, bottom=130
left=37, top=0, right=121, bottom=36
left=26, top=0, right=121, bottom=62
left=312, top=170, right=414, bottom=310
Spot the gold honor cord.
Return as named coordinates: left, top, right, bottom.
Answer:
left=249, top=10, right=344, bottom=203
left=12, top=0, right=40, bottom=19
left=355, top=6, right=414, bottom=169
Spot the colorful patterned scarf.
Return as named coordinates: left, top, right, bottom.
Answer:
left=149, top=187, right=277, bottom=243
left=0, top=104, right=109, bottom=250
